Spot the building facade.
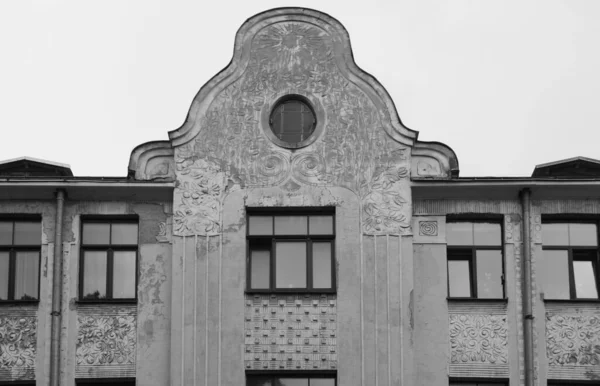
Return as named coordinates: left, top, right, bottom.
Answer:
left=1, top=8, right=599, bottom=386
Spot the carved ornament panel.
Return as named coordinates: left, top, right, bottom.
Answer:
left=449, top=314, right=508, bottom=365
left=0, top=316, right=36, bottom=380
left=546, top=314, right=600, bottom=366
left=76, top=314, right=136, bottom=367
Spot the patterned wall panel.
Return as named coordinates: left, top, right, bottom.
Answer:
left=0, top=309, right=37, bottom=381
left=546, top=303, right=600, bottom=380
left=244, top=294, right=337, bottom=370
left=76, top=304, right=137, bottom=378
left=448, top=301, right=509, bottom=377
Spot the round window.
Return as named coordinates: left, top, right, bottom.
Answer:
left=269, top=98, right=316, bottom=145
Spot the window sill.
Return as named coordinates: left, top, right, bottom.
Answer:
left=0, top=300, right=39, bottom=306
left=543, top=299, right=600, bottom=304
left=77, top=299, right=137, bottom=305
left=245, top=289, right=337, bottom=295
left=447, top=297, right=508, bottom=303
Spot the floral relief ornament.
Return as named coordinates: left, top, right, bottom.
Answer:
left=449, top=314, right=508, bottom=364
left=546, top=314, right=600, bottom=366
left=76, top=315, right=136, bottom=366
left=0, top=317, right=36, bottom=370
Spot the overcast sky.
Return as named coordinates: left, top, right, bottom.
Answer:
left=2, top=0, right=599, bottom=177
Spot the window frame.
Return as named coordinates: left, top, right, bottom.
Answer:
left=246, top=371, right=337, bottom=385
left=0, top=216, right=41, bottom=303
left=446, top=218, right=506, bottom=300
left=79, top=216, right=139, bottom=303
left=449, top=377, right=508, bottom=386
left=542, top=218, right=600, bottom=300
left=246, top=207, right=336, bottom=293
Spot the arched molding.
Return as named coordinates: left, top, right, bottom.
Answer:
left=128, top=141, right=175, bottom=181
left=411, top=141, right=459, bottom=179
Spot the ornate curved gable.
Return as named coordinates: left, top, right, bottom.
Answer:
left=128, top=8, right=459, bottom=236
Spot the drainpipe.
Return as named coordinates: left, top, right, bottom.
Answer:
left=50, top=189, right=65, bottom=386
left=520, top=188, right=534, bottom=386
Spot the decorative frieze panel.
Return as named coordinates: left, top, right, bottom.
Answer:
left=546, top=314, right=600, bottom=366
left=449, top=314, right=508, bottom=365
left=0, top=314, right=36, bottom=381
left=244, top=294, right=337, bottom=370
left=76, top=305, right=137, bottom=378
left=173, top=21, right=411, bottom=237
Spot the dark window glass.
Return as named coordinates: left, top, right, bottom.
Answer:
left=14, top=251, right=39, bottom=300
left=247, top=375, right=336, bottom=386
left=476, top=250, right=503, bottom=298
left=270, top=99, right=316, bottom=144
left=447, top=221, right=504, bottom=299
left=249, top=216, right=273, bottom=236
left=247, top=210, right=335, bottom=292
left=542, top=221, right=600, bottom=299
left=313, top=242, right=332, bottom=288
left=80, top=220, right=138, bottom=301
left=0, top=252, right=9, bottom=300
left=14, top=221, right=41, bottom=245
left=448, top=259, right=471, bottom=297
left=0, top=219, right=41, bottom=301
left=276, top=241, right=307, bottom=288
left=250, top=250, right=270, bottom=289
left=0, top=222, right=12, bottom=245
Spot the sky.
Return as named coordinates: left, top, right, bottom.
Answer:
left=1, top=0, right=599, bottom=177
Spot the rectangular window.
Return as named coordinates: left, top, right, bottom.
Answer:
left=247, top=209, right=335, bottom=292
left=247, top=374, right=336, bottom=385
left=447, top=220, right=504, bottom=299
left=542, top=221, right=599, bottom=300
left=80, top=219, right=138, bottom=301
left=0, top=219, right=41, bottom=302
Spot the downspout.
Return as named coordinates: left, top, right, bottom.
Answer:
left=50, top=189, right=65, bottom=386
left=520, top=188, right=534, bottom=386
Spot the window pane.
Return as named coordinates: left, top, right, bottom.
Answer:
left=278, top=379, right=309, bottom=386
left=113, top=251, right=136, bottom=298
left=476, top=250, right=503, bottom=298
left=309, top=215, right=333, bottom=235
left=251, top=250, right=270, bottom=289
left=83, top=251, right=107, bottom=299
left=14, top=222, right=40, bottom=245
left=310, top=379, right=335, bottom=386
left=573, top=260, right=598, bottom=298
left=83, top=223, right=110, bottom=245
left=447, top=222, right=473, bottom=246
left=474, top=223, right=501, bottom=246
left=274, top=216, right=308, bottom=235
left=247, top=378, right=271, bottom=386
left=111, top=223, right=138, bottom=245
left=248, top=216, right=273, bottom=235
left=542, top=250, right=570, bottom=299
left=0, top=252, right=9, bottom=300
left=14, top=251, right=39, bottom=300
left=313, top=242, right=332, bottom=288
left=0, top=222, right=12, bottom=245
left=542, top=223, right=569, bottom=246
left=276, top=242, right=306, bottom=288
left=569, top=223, right=597, bottom=246
left=448, top=260, right=471, bottom=297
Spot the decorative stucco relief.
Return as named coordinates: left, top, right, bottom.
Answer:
left=419, top=221, right=438, bottom=236
left=173, top=22, right=411, bottom=236
left=546, top=314, right=600, bottom=366
left=76, top=314, right=136, bottom=367
left=0, top=316, right=36, bottom=379
left=449, top=314, right=508, bottom=364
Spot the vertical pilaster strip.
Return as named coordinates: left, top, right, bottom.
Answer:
left=386, top=235, right=391, bottom=386
left=205, top=235, right=209, bottom=386
left=374, top=235, right=378, bottom=386
left=181, top=235, right=186, bottom=386
left=218, top=233, right=223, bottom=386
left=359, top=207, right=365, bottom=386
left=193, top=234, right=198, bottom=386
left=398, top=236, right=404, bottom=384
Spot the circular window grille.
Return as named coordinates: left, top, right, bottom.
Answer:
left=269, top=98, right=317, bottom=145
